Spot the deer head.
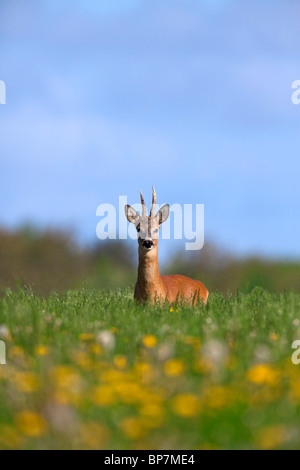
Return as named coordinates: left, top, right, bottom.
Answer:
left=125, top=186, right=169, bottom=251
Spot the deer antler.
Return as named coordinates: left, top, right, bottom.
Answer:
left=150, top=186, right=156, bottom=218
left=139, top=190, right=147, bottom=217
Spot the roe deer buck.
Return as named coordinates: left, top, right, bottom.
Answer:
left=125, top=187, right=209, bottom=305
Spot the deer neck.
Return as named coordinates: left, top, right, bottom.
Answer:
left=137, top=245, right=162, bottom=291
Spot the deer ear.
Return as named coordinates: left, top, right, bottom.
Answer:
left=125, top=205, right=140, bottom=224
left=155, top=204, right=169, bottom=225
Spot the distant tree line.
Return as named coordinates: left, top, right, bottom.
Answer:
left=0, top=226, right=299, bottom=295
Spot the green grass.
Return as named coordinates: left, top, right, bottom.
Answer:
left=0, top=287, right=300, bottom=449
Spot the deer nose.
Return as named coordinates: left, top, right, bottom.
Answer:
left=143, top=240, right=153, bottom=249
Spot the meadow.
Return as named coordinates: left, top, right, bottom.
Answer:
left=1, top=287, right=300, bottom=450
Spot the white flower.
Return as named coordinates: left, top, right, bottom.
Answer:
left=202, top=339, right=228, bottom=367
left=96, top=330, right=116, bottom=351
left=254, top=344, right=271, bottom=363
left=157, top=343, right=174, bottom=361
left=45, top=403, right=79, bottom=437
left=0, top=325, right=11, bottom=341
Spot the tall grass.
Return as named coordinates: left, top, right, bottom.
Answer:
left=0, top=287, right=300, bottom=449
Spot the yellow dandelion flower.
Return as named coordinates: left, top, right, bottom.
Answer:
left=134, top=361, right=152, bottom=375
left=50, top=366, right=82, bottom=390
left=194, top=358, right=212, bottom=374
left=12, top=371, right=41, bottom=393
left=139, top=403, right=165, bottom=428
left=120, top=417, right=147, bottom=440
left=35, top=345, right=49, bottom=356
left=9, top=346, right=24, bottom=358
left=49, top=366, right=83, bottom=405
left=183, top=336, right=201, bottom=350
left=101, top=369, right=128, bottom=383
left=113, top=354, right=127, bottom=370
left=89, top=343, right=103, bottom=355
left=15, top=411, right=48, bottom=437
left=247, top=364, right=279, bottom=386
left=203, top=386, right=231, bottom=410
left=115, top=381, right=145, bottom=404
left=134, top=362, right=156, bottom=384
left=79, top=333, right=95, bottom=342
left=140, top=403, right=164, bottom=417
left=80, top=422, right=110, bottom=449
left=147, top=387, right=166, bottom=402
left=169, top=307, right=174, bottom=312
left=92, top=385, right=115, bottom=406
left=72, top=350, right=93, bottom=370
left=172, top=393, right=201, bottom=417
left=53, top=389, right=81, bottom=406
left=110, top=326, right=118, bottom=333
left=257, top=425, right=288, bottom=450
left=140, top=414, right=165, bottom=429
left=0, top=425, right=23, bottom=449
left=270, top=333, right=279, bottom=341
left=163, top=359, right=185, bottom=376
left=289, top=378, right=300, bottom=401
left=142, top=335, right=157, bottom=348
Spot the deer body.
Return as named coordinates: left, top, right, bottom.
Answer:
left=125, top=187, right=209, bottom=306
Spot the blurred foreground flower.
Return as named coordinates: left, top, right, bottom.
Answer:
left=49, top=366, right=84, bottom=405
left=157, top=342, right=174, bottom=361
left=257, top=425, right=290, bottom=450
left=12, top=371, right=41, bottom=393
left=35, top=345, right=49, bottom=356
left=45, top=403, right=79, bottom=437
left=15, top=411, right=48, bottom=437
left=202, top=339, right=229, bottom=374
left=113, top=354, right=127, bottom=369
left=96, top=330, right=116, bottom=351
left=142, top=335, right=157, bottom=348
left=0, top=325, right=12, bottom=341
left=79, top=422, right=110, bottom=449
left=172, top=394, right=201, bottom=417
left=120, top=417, right=147, bottom=440
left=247, top=364, right=279, bottom=386
left=163, top=359, right=185, bottom=376
left=0, top=425, right=23, bottom=449
left=79, top=333, right=95, bottom=342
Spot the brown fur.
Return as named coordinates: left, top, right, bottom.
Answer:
left=125, top=189, right=209, bottom=306
left=134, top=243, right=208, bottom=305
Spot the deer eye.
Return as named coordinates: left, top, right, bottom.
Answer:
left=154, top=229, right=159, bottom=233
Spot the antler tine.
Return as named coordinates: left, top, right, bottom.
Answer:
left=139, top=189, right=147, bottom=217
left=150, top=185, right=156, bottom=218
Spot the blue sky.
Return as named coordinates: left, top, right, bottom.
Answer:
left=0, top=0, right=299, bottom=261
